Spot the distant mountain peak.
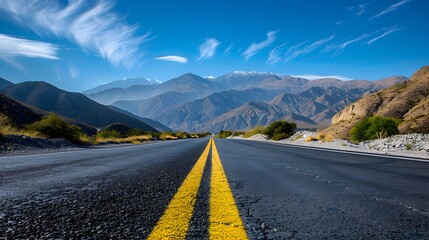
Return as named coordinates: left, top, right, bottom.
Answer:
left=230, top=71, right=289, bottom=78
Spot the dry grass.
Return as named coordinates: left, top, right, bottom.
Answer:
left=304, top=136, right=318, bottom=142
left=0, top=114, right=43, bottom=138
left=316, top=133, right=334, bottom=142
left=158, top=132, right=177, bottom=140
left=95, top=134, right=152, bottom=144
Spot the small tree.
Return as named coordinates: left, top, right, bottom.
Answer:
left=264, top=120, right=296, bottom=140
left=350, top=116, right=400, bottom=142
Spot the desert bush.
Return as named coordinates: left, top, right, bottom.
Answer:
left=26, top=113, right=82, bottom=144
left=97, top=129, right=122, bottom=139
left=405, top=143, right=413, bottom=150
left=127, top=129, right=150, bottom=137
left=264, top=121, right=296, bottom=140
left=317, top=133, right=334, bottom=142
left=233, top=131, right=245, bottom=137
left=272, top=133, right=289, bottom=141
left=158, top=132, right=177, bottom=140
left=350, top=116, right=399, bottom=142
left=304, top=136, right=318, bottom=142
left=217, top=130, right=233, bottom=138
left=243, top=126, right=265, bottom=138
left=176, top=131, right=191, bottom=139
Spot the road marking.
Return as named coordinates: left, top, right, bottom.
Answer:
left=147, top=139, right=212, bottom=239
left=210, top=139, right=248, bottom=239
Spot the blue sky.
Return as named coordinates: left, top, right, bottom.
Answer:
left=0, top=0, right=428, bottom=91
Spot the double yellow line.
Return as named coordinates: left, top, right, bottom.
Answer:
left=148, top=138, right=247, bottom=239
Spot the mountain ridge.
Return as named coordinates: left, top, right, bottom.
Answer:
left=1, top=81, right=158, bottom=132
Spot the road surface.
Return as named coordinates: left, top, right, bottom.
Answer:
left=0, top=138, right=428, bottom=239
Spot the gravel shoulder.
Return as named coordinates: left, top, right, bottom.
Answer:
left=230, top=132, right=429, bottom=160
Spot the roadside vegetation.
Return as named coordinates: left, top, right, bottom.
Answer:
left=218, top=120, right=297, bottom=141
left=349, top=116, right=400, bottom=142
left=26, top=113, right=87, bottom=144
left=1, top=112, right=211, bottom=148
left=0, top=113, right=43, bottom=140
left=216, top=130, right=233, bottom=138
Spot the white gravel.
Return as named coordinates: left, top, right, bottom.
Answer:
left=231, top=131, right=429, bottom=159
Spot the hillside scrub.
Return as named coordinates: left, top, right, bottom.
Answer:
left=0, top=113, right=42, bottom=140
left=217, top=130, right=233, bottom=138
left=264, top=120, right=297, bottom=140
left=350, top=116, right=400, bottom=142
left=26, top=113, right=86, bottom=144
left=243, top=126, right=265, bottom=138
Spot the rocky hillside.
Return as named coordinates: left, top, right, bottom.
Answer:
left=324, top=66, right=429, bottom=139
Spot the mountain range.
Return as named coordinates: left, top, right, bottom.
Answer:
left=83, top=77, right=161, bottom=95
left=85, top=71, right=406, bottom=132
left=323, top=66, right=429, bottom=139
left=0, top=81, right=170, bottom=133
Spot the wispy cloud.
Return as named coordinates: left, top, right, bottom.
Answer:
left=224, top=44, right=233, bottom=55
left=267, top=42, right=288, bottom=64
left=324, top=33, right=371, bottom=55
left=356, top=4, right=366, bottom=16
left=68, top=63, right=80, bottom=78
left=368, top=26, right=402, bottom=44
left=0, top=34, right=59, bottom=60
left=293, top=74, right=351, bottom=81
left=0, top=0, right=150, bottom=68
left=198, top=38, right=220, bottom=60
left=371, top=0, right=411, bottom=20
left=154, top=55, right=188, bottom=63
left=242, top=30, right=278, bottom=60
left=284, top=35, right=335, bottom=62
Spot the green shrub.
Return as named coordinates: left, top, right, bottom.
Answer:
left=26, top=113, right=82, bottom=144
left=272, top=133, right=289, bottom=141
left=405, top=143, right=413, bottom=150
left=233, top=131, right=245, bottom=137
left=176, top=131, right=191, bottom=139
left=350, top=116, right=400, bottom=142
left=243, top=126, right=265, bottom=138
left=264, top=120, right=296, bottom=140
left=217, top=130, right=233, bottom=138
left=127, top=129, right=150, bottom=137
left=96, top=129, right=122, bottom=139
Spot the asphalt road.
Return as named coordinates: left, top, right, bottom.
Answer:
left=0, top=138, right=428, bottom=239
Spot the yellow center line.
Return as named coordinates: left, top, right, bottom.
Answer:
left=210, top=139, right=248, bottom=239
left=147, top=138, right=212, bottom=240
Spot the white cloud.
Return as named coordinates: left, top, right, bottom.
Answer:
left=324, top=33, right=371, bottom=55
left=284, top=35, right=335, bottom=62
left=371, top=0, right=411, bottom=20
left=198, top=38, right=220, bottom=60
left=0, top=0, right=150, bottom=68
left=0, top=34, right=59, bottom=61
left=154, top=55, right=188, bottom=63
left=242, top=31, right=278, bottom=60
left=224, top=44, right=233, bottom=55
left=367, top=26, right=402, bottom=44
left=293, top=74, right=351, bottom=81
left=356, top=4, right=366, bottom=16
left=68, top=63, right=80, bottom=78
left=267, top=42, right=287, bottom=64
